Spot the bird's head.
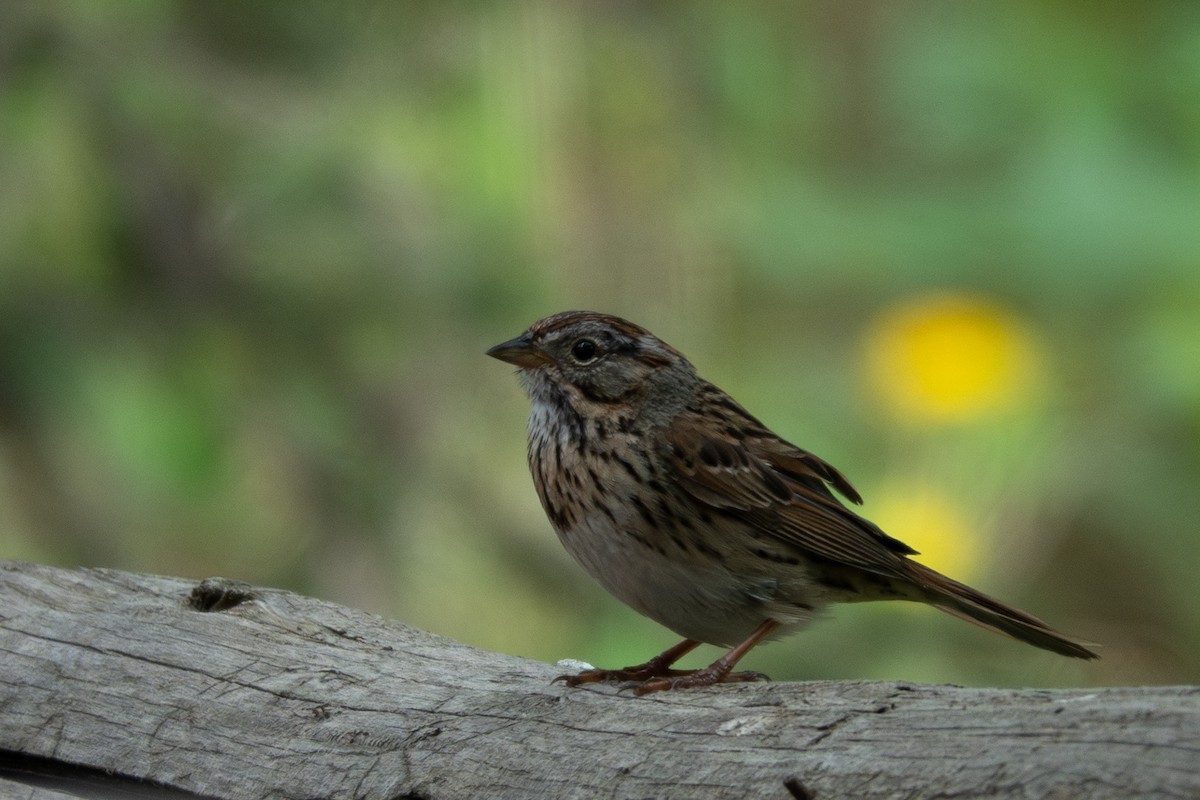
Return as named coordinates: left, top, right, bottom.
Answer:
left=487, top=311, right=699, bottom=427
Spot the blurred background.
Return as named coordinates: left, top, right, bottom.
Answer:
left=2, top=1, right=1198, bottom=689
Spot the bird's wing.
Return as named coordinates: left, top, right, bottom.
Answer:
left=663, top=404, right=919, bottom=579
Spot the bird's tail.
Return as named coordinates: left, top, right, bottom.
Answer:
left=908, top=561, right=1099, bottom=660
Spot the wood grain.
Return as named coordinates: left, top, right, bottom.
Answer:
left=1, top=560, right=1196, bottom=799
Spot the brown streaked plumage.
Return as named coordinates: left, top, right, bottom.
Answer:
left=488, top=311, right=1097, bottom=694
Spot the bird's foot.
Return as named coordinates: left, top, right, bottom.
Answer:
left=555, top=663, right=696, bottom=686
left=554, top=639, right=703, bottom=687
left=632, top=668, right=770, bottom=695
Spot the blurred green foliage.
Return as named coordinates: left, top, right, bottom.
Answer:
left=2, top=1, right=1198, bottom=688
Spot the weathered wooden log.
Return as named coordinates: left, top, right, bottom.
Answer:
left=1, top=560, right=1195, bottom=799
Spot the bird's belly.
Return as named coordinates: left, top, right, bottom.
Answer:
left=556, top=508, right=826, bottom=647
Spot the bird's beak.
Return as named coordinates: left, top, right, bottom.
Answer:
left=486, top=333, right=554, bottom=368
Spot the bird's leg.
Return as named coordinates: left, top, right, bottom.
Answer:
left=557, top=638, right=701, bottom=686
left=633, top=619, right=780, bottom=695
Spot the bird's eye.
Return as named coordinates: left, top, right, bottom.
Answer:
left=571, top=338, right=599, bottom=363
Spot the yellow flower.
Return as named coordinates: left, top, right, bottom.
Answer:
left=864, top=293, right=1043, bottom=424
left=871, top=481, right=980, bottom=581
